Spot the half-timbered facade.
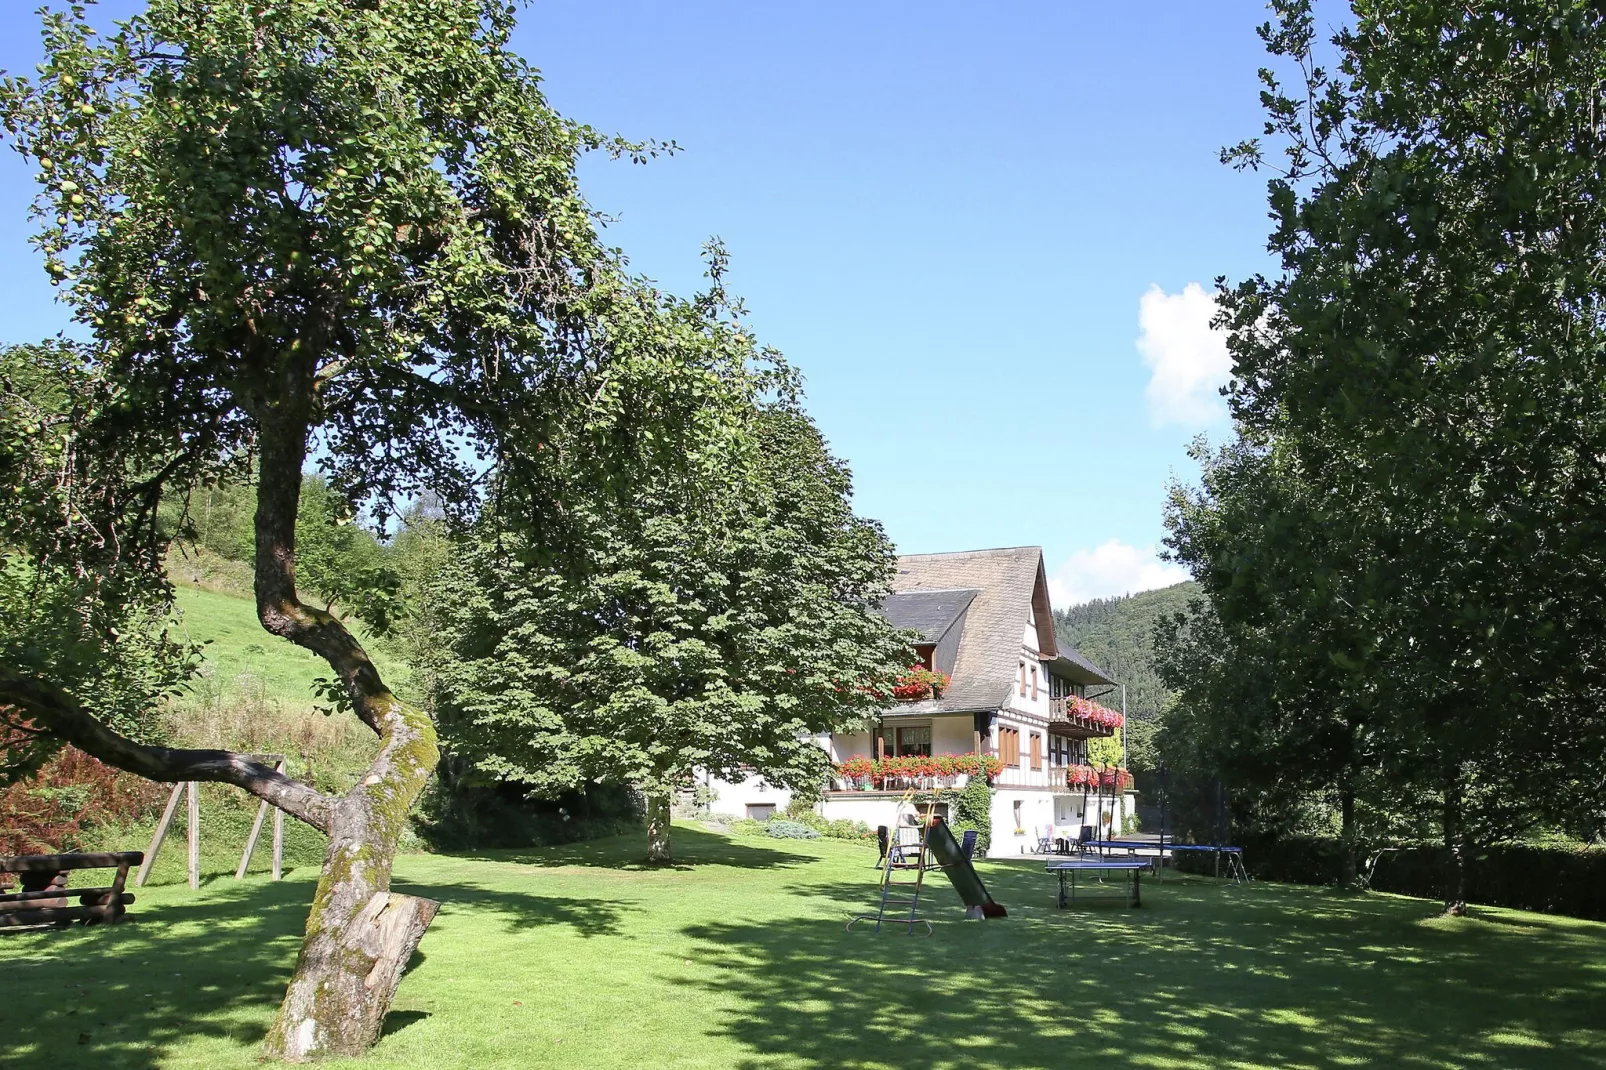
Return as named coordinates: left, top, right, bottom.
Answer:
left=704, top=547, right=1133, bottom=856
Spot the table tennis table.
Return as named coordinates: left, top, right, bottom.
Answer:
left=1084, top=840, right=1248, bottom=883
left=1045, top=859, right=1152, bottom=909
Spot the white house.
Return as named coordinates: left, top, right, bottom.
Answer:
left=704, top=546, right=1135, bottom=857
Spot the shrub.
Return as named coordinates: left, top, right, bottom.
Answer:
left=825, top=818, right=876, bottom=844
left=951, top=776, right=994, bottom=855
left=411, top=760, right=642, bottom=851
left=0, top=746, right=168, bottom=855
left=784, top=807, right=829, bottom=831
left=766, top=819, right=821, bottom=840
left=1369, top=844, right=1606, bottom=921
left=728, top=818, right=767, bottom=837
left=1173, top=833, right=1606, bottom=922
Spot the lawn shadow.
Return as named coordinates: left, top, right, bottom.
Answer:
left=380, top=1009, right=431, bottom=1037
left=448, top=825, right=813, bottom=873
left=681, top=863, right=1606, bottom=1069
left=395, top=876, right=638, bottom=938
left=0, top=859, right=646, bottom=1069
left=0, top=877, right=313, bottom=1070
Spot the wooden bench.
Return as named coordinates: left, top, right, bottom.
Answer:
left=0, top=852, right=142, bottom=930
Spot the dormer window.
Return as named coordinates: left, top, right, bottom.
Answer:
left=915, top=644, right=935, bottom=670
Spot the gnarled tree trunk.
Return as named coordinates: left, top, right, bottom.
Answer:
left=261, top=695, right=438, bottom=1059
left=249, top=377, right=442, bottom=1060
left=646, top=790, right=673, bottom=864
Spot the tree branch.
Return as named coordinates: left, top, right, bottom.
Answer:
left=0, top=674, right=334, bottom=833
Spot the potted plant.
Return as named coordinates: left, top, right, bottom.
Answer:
left=891, top=666, right=950, bottom=701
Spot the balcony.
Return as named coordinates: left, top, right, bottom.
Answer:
left=830, top=752, right=1000, bottom=793
left=1048, top=696, right=1123, bottom=738
left=1063, top=764, right=1134, bottom=792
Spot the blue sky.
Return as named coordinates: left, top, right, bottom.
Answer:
left=0, top=2, right=1283, bottom=607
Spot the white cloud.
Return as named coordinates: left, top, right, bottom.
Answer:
left=1137, top=282, right=1232, bottom=427
left=1047, top=540, right=1189, bottom=608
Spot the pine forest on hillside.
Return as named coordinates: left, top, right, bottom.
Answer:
left=1054, top=581, right=1196, bottom=769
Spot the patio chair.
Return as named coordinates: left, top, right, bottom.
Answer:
left=1075, top=825, right=1096, bottom=856
left=1034, top=825, right=1054, bottom=855
left=959, top=829, right=979, bottom=860
left=889, top=825, right=924, bottom=867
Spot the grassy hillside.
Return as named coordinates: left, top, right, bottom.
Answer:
left=163, top=584, right=411, bottom=794
left=171, top=584, right=409, bottom=713
left=1054, top=581, right=1199, bottom=767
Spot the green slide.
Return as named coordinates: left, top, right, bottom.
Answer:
left=925, top=820, right=1008, bottom=918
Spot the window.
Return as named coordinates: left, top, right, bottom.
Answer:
left=915, top=644, right=935, bottom=670
left=879, top=723, right=932, bottom=757
left=1012, top=799, right=1024, bottom=831
left=1029, top=733, right=1042, bottom=771
left=1030, top=666, right=1039, bottom=701
left=747, top=804, right=776, bottom=821
left=998, top=727, right=1021, bottom=768
left=897, top=725, right=931, bottom=757
left=1018, top=662, right=1027, bottom=697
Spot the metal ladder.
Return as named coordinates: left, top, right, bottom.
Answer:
left=846, top=791, right=935, bottom=936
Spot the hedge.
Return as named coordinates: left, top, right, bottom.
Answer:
left=1370, top=844, right=1606, bottom=921
left=1173, top=834, right=1606, bottom=921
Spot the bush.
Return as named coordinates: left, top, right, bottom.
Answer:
left=411, top=759, right=642, bottom=851
left=825, top=818, right=877, bottom=844
left=1175, top=833, right=1606, bottom=922
left=1173, top=833, right=1351, bottom=885
left=0, top=746, right=168, bottom=855
left=727, top=818, right=766, bottom=837
left=951, top=776, right=993, bottom=855
left=1369, top=844, right=1606, bottom=921
left=766, top=819, right=821, bottom=840
left=784, top=808, right=828, bottom=830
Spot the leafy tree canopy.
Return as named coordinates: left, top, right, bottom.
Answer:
left=0, top=0, right=767, bottom=1056
left=424, top=405, right=913, bottom=862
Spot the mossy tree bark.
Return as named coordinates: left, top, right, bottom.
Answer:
left=248, top=377, right=441, bottom=1061
left=646, top=791, right=673, bottom=864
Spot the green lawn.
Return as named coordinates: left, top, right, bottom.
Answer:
left=170, top=585, right=408, bottom=711
left=4, top=827, right=1604, bottom=1070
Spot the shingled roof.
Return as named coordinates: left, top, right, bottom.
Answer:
left=881, top=546, right=1090, bottom=716
left=880, top=588, right=979, bottom=643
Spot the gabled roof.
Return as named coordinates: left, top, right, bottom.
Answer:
left=880, top=588, right=979, bottom=643
left=881, top=547, right=1052, bottom=714
left=1048, top=646, right=1116, bottom=687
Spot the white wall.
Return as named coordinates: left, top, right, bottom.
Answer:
left=831, top=730, right=874, bottom=763
left=932, top=714, right=975, bottom=755
left=701, top=772, right=794, bottom=820
left=821, top=794, right=904, bottom=829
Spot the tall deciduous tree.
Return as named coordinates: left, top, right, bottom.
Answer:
left=427, top=405, right=912, bottom=864
left=0, top=1, right=750, bottom=1058
left=1179, top=0, right=1606, bottom=910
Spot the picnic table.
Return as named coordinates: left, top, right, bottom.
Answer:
left=1045, top=858, right=1152, bottom=909
left=0, top=852, right=142, bottom=930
